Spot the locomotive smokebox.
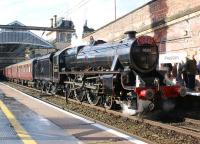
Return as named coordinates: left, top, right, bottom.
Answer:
left=130, top=35, right=159, bottom=73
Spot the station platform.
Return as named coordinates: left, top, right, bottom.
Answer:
left=186, top=91, right=200, bottom=96
left=0, top=83, right=147, bottom=144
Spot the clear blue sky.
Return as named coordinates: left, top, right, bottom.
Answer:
left=0, top=0, right=151, bottom=43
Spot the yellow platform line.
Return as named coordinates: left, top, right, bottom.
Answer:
left=0, top=100, right=37, bottom=144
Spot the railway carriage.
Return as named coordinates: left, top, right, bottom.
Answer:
left=4, top=65, right=13, bottom=80
left=4, top=59, right=36, bottom=85
left=11, top=64, right=18, bottom=81
left=17, top=59, right=36, bottom=84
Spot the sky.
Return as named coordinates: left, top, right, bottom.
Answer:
left=0, top=0, right=151, bottom=45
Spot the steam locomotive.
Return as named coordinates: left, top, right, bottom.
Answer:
left=4, top=31, right=186, bottom=114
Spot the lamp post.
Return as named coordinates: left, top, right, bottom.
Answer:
left=114, top=0, right=116, bottom=20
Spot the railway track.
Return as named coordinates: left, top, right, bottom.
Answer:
left=3, top=81, right=200, bottom=144
left=172, top=118, right=200, bottom=133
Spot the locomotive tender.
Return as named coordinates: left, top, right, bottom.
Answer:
left=4, top=31, right=186, bottom=114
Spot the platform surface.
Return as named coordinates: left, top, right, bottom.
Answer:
left=186, top=91, right=200, bottom=96
left=0, top=83, right=147, bottom=144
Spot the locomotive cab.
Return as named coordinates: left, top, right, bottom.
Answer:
left=53, top=49, right=67, bottom=83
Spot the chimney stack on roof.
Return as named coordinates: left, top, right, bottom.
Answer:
left=54, top=15, right=57, bottom=27
left=50, top=18, right=53, bottom=28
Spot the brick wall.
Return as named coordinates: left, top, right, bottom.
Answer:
left=83, top=0, right=200, bottom=60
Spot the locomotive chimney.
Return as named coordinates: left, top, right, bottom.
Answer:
left=50, top=18, right=53, bottom=28
left=124, top=31, right=137, bottom=39
left=54, top=15, right=57, bottom=27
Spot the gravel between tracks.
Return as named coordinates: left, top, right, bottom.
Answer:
left=4, top=82, right=200, bottom=144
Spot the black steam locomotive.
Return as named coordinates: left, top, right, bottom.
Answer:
left=4, top=31, right=186, bottom=114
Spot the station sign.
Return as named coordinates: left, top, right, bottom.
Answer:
left=159, top=52, right=187, bottom=64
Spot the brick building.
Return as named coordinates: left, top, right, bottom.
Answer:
left=83, top=0, right=200, bottom=63
left=46, top=17, right=74, bottom=50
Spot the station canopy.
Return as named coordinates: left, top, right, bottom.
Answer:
left=0, top=21, right=53, bottom=69
left=0, top=21, right=53, bottom=48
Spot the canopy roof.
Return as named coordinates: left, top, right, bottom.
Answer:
left=0, top=21, right=53, bottom=48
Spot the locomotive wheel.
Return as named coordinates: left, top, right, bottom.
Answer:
left=87, top=89, right=101, bottom=105
left=73, top=74, right=86, bottom=102
left=36, top=81, right=40, bottom=89
left=64, top=80, right=74, bottom=99
left=41, top=84, right=46, bottom=94
left=104, top=96, right=115, bottom=110
left=50, top=84, right=57, bottom=95
left=45, top=84, right=50, bottom=94
left=74, top=87, right=86, bottom=102
left=65, top=84, right=74, bottom=98
left=64, top=83, right=73, bottom=101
